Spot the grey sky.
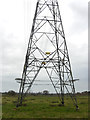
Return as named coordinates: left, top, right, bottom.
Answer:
left=0, top=0, right=88, bottom=92
left=88, top=2, right=90, bottom=91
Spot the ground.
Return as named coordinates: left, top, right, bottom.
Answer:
left=0, top=94, right=2, bottom=119
left=2, top=94, right=89, bottom=119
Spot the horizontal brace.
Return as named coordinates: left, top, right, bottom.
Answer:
left=36, top=19, right=61, bottom=22
left=58, top=83, right=69, bottom=86
left=27, top=70, right=38, bottom=72
left=39, top=3, right=58, bottom=6
left=28, top=83, right=60, bottom=85
left=65, top=79, right=79, bottom=82
left=15, top=78, right=22, bottom=80
left=35, top=80, right=58, bottom=82
left=37, top=32, right=54, bottom=34
left=17, top=81, right=31, bottom=84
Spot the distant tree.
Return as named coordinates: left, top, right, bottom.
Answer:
left=88, top=91, right=90, bottom=93
left=88, top=91, right=90, bottom=95
left=77, top=92, right=81, bottom=95
left=8, top=90, right=16, bottom=96
left=81, top=91, right=88, bottom=95
left=43, top=90, right=49, bottom=95
left=37, top=92, right=42, bottom=95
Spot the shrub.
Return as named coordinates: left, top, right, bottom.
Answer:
left=7, top=90, right=16, bottom=96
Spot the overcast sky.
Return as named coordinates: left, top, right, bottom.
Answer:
left=0, top=0, right=89, bottom=93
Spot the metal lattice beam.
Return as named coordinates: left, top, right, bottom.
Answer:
left=16, top=0, right=79, bottom=110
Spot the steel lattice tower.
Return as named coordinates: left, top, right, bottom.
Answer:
left=16, top=0, right=78, bottom=109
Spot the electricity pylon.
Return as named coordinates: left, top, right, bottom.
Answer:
left=16, top=0, right=79, bottom=109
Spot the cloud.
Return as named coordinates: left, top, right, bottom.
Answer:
left=69, top=1, right=88, bottom=33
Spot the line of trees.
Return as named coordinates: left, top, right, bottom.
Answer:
left=2, top=90, right=50, bottom=96
left=2, top=90, right=90, bottom=96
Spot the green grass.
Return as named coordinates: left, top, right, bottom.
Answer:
left=2, top=94, right=88, bottom=118
left=0, top=94, right=2, bottom=119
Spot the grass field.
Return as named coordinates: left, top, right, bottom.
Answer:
left=2, top=94, right=88, bottom=119
left=0, top=94, right=2, bottom=120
